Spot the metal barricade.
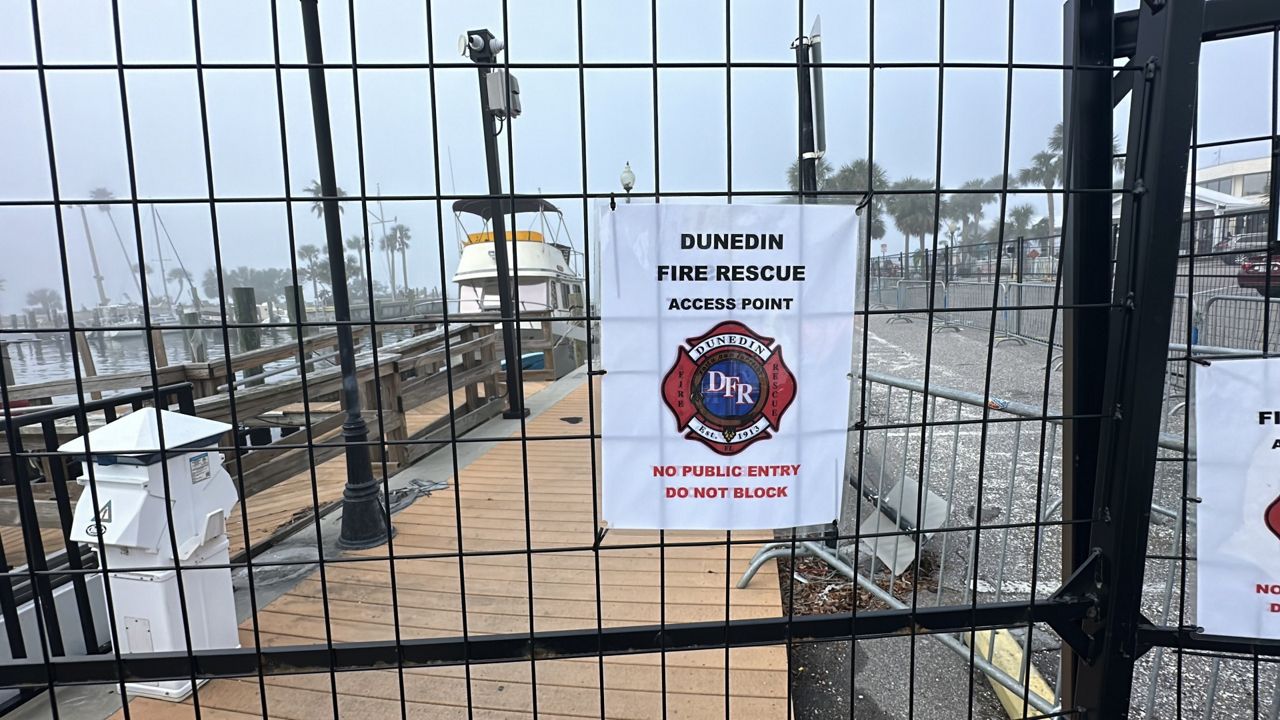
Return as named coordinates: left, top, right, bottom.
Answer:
left=887, top=279, right=945, bottom=324
left=1200, top=293, right=1280, bottom=352
left=741, top=368, right=1275, bottom=719
left=866, top=275, right=898, bottom=310
left=737, top=369, right=1234, bottom=717
left=1003, top=282, right=1063, bottom=348
left=942, top=280, right=1003, bottom=335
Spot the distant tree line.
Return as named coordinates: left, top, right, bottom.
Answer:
left=788, top=122, right=1124, bottom=262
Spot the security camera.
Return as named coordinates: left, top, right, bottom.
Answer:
left=460, top=29, right=504, bottom=60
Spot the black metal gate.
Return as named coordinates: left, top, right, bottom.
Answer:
left=2, top=1, right=1280, bottom=718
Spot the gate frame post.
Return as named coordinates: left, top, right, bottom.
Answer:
left=1059, top=0, right=1116, bottom=707
left=1068, top=0, right=1206, bottom=714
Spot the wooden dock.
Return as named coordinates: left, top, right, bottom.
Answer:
left=115, top=381, right=790, bottom=719
left=2, top=322, right=523, bottom=567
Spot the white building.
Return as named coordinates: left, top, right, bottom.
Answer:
left=1195, top=156, right=1272, bottom=201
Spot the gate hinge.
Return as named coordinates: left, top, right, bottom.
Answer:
left=1046, top=549, right=1106, bottom=662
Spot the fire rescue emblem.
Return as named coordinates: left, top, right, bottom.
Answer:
left=661, top=321, right=796, bottom=455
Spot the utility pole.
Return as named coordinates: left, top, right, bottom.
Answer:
left=465, top=28, right=528, bottom=419
left=794, top=42, right=817, bottom=199
left=794, top=18, right=837, bottom=549
left=299, top=0, right=391, bottom=549
left=792, top=16, right=824, bottom=201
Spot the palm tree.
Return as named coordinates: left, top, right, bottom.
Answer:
left=946, top=178, right=999, bottom=249
left=788, top=157, right=889, bottom=285
left=378, top=233, right=398, bottom=298
left=785, top=157, right=888, bottom=221
left=296, top=244, right=323, bottom=301
left=1008, top=204, right=1036, bottom=237
left=1048, top=122, right=1064, bottom=155
left=201, top=267, right=291, bottom=305
left=886, top=177, right=938, bottom=260
left=345, top=235, right=368, bottom=283
left=785, top=157, right=834, bottom=196
left=166, top=267, right=197, bottom=309
left=829, top=159, right=889, bottom=235
left=90, top=187, right=143, bottom=298
left=1018, top=152, right=1061, bottom=233
left=390, top=224, right=411, bottom=299
left=345, top=254, right=368, bottom=299
left=302, top=180, right=347, bottom=218
left=1048, top=121, right=1125, bottom=174
left=27, top=288, right=63, bottom=323
left=130, top=262, right=163, bottom=304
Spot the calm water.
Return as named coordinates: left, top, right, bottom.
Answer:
left=6, top=327, right=412, bottom=390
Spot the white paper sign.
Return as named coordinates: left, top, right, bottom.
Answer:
left=1196, top=358, right=1280, bottom=639
left=600, top=203, right=858, bottom=530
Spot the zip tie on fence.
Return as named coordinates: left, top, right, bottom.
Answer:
left=593, top=526, right=610, bottom=549
left=609, top=193, right=617, bottom=211
left=1188, top=356, right=1211, bottom=366
left=588, top=369, right=607, bottom=376
left=855, top=192, right=873, bottom=212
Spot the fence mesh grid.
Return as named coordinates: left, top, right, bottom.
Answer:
left=0, top=1, right=1278, bottom=719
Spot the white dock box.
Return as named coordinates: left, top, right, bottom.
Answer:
left=60, top=410, right=240, bottom=701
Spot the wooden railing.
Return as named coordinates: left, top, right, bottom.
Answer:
left=1, top=322, right=506, bottom=559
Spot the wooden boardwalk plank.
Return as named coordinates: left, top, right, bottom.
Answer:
left=113, top=381, right=789, bottom=718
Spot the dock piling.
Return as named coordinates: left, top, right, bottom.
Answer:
left=232, top=287, right=264, bottom=387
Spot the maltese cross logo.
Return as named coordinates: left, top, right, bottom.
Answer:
left=661, top=321, right=796, bottom=456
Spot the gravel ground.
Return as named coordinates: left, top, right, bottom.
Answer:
left=782, top=301, right=1280, bottom=719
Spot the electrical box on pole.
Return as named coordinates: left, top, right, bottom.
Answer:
left=485, top=72, right=521, bottom=119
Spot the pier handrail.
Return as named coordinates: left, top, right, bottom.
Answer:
left=2, top=323, right=507, bottom=561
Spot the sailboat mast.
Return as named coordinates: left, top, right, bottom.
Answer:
left=77, top=205, right=110, bottom=306
left=447, top=146, right=463, bottom=253
left=150, top=204, right=173, bottom=309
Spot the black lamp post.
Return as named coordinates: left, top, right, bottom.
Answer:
left=464, top=28, right=529, bottom=419
left=300, top=0, right=391, bottom=549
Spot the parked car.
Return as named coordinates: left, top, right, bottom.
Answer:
left=1237, top=244, right=1280, bottom=297
left=1217, top=232, right=1272, bottom=265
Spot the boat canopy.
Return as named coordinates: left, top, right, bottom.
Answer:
left=465, top=230, right=545, bottom=245
left=451, top=197, right=561, bottom=220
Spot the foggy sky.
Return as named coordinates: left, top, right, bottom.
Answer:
left=0, top=0, right=1275, bottom=315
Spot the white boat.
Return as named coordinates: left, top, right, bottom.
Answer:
left=450, top=198, right=587, bottom=372
left=96, top=305, right=181, bottom=339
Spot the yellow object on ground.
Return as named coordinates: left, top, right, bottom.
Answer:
left=963, top=628, right=1056, bottom=719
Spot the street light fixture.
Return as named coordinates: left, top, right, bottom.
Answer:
left=620, top=162, right=635, bottom=202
